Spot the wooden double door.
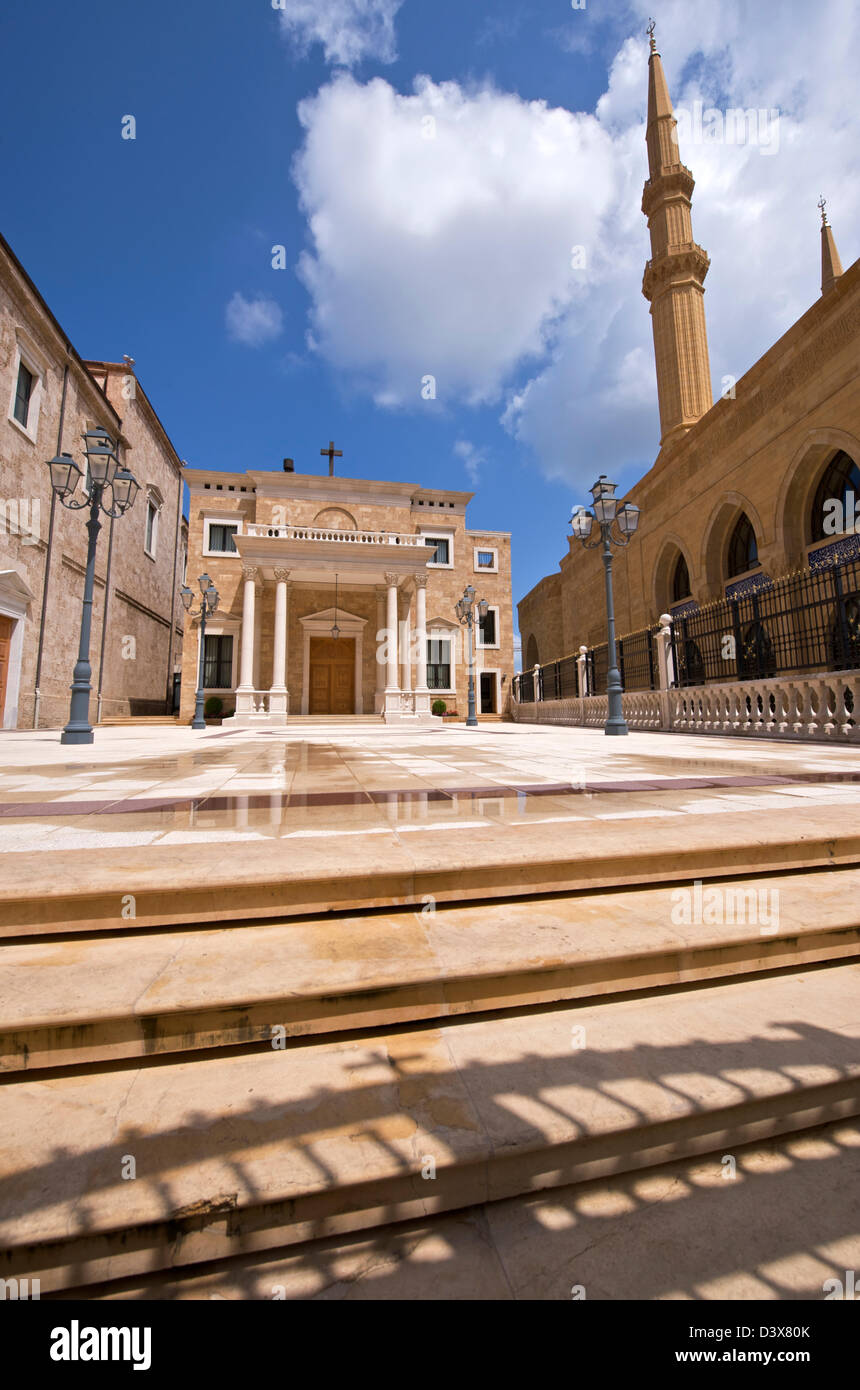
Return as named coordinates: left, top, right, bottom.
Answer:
left=309, top=636, right=355, bottom=715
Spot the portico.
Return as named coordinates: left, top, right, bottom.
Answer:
left=223, top=523, right=437, bottom=724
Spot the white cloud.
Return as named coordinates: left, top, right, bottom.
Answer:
left=294, top=73, right=617, bottom=409
left=225, top=292, right=284, bottom=347
left=276, top=0, right=404, bottom=67
left=291, top=1, right=860, bottom=489
left=453, top=439, right=488, bottom=486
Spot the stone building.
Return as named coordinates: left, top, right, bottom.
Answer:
left=0, top=233, right=186, bottom=728
left=518, top=32, right=860, bottom=669
left=179, top=463, right=514, bottom=723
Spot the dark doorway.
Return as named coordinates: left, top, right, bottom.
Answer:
left=480, top=672, right=496, bottom=713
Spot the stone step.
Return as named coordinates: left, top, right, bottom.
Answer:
left=79, top=1116, right=860, bottom=1301
left=99, top=716, right=180, bottom=726
left=2, top=802, right=859, bottom=939
left=2, top=961, right=858, bottom=1293
left=3, top=868, right=859, bottom=1072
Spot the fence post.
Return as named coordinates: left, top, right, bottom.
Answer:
left=576, top=646, right=588, bottom=699
left=832, top=564, right=851, bottom=669
left=533, top=664, right=542, bottom=708
left=655, top=613, right=674, bottom=729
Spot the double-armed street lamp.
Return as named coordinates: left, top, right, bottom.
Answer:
left=570, top=475, right=641, bottom=737
left=45, top=429, right=140, bottom=745
left=456, top=584, right=489, bottom=729
left=181, top=575, right=220, bottom=730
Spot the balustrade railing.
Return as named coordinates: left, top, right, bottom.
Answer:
left=245, top=524, right=424, bottom=547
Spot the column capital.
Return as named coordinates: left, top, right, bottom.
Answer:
left=384, top=572, right=400, bottom=588
left=242, top=565, right=259, bottom=583
left=414, top=573, right=428, bottom=589
left=273, top=568, right=291, bottom=582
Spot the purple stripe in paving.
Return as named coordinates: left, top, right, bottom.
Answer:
left=1, top=769, right=860, bottom=819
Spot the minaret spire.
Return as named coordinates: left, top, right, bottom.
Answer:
left=819, top=196, right=844, bottom=297
left=641, top=24, right=713, bottom=449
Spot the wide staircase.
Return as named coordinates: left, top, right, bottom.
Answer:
left=1, top=815, right=859, bottom=1299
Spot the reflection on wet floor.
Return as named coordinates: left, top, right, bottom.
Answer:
left=2, top=725, right=860, bottom=850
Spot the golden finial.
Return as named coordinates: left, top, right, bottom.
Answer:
left=818, top=194, right=829, bottom=227
left=647, top=18, right=657, bottom=53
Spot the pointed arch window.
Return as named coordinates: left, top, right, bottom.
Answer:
left=811, top=451, right=860, bottom=541
left=671, top=553, right=691, bottom=603
left=727, top=514, right=759, bottom=578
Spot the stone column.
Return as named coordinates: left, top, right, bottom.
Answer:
left=235, top=566, right=258, bottom=714
left=414, top=574, right=431, bottom=716
left=375, top=587, right=386, bottom=713
left=400, top=599, right=412, bottom=694
left=576, top=645, right=588, bottom=700
left=385, top=573, right=399, bottom=693
left=354, top=630, right=363, bottom=715
left=655, top=613, right=674, bottom=730
left=269, top=568, right=290, bottom=723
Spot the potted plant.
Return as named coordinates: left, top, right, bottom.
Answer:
left=204, top=696, right=223, bottom=722
left=431, top=699, right=447, bottom=716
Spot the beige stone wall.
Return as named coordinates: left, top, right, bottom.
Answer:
left=521, top=259, right=860, bottom=660
left=518, top=572, right=564, bottom=667
left=89, top=364, right=185, bottom=718
left=0, top=240, right=184, bottom=728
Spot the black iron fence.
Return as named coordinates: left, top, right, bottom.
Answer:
left=672, top=557, right=860, bottom=686
left=514, top=556, right=860, bottom=702
left=515, top=623, right=659, bottom=700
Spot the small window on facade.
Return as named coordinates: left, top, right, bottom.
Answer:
left=478, top=609, right=497, bottom=645
left=13, top=361, right=34, bottom=427
left=726, top=514, right=759, bottom=578
left=427, top=638, right=451, bottom=689
left=145, top=500, right=159, bottom=556
left=811, top=451, right=860, bottom=541
left=203, top=634, right=233, bottom=688
left=672, top=553, right=691, bottom=602
left=477, top=551, right=494, bottom=568
left=425, top=537, right=449, bottom=564
left=208, top=523, right=239, bottom=553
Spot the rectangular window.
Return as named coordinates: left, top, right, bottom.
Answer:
left=425, top=537, right=449, bottom=565
left=145, top=500, right=158, bottom=556
left=13, top=362, right=34, bottom=427
left=477, top=551, right=494, bottom=568
left=478, top=609, right=497, bottom=646
left=208, top=523, right=239, bottom=553
left=427, top=638, right=451, bottom=689
left=203, top=634, right=233, bottom=688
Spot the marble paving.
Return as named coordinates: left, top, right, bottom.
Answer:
left=1, top=721, right=860, bottom=854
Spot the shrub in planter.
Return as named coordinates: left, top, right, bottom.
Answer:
left=431, top=698, right=447, bottom=716
left=204, top=696, right=223, bottom=718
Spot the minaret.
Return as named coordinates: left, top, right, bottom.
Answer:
left=641, top=22, right=713, bottom=448
left=819, top=197, right=844, bottom=296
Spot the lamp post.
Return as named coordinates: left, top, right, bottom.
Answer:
left=45, top=429, right=140, bottom=745
left=456, top=584, right=488, bottom=729
left=570, top=475, right=641, bottom=736
left=181, top=575, right=220, bottom=729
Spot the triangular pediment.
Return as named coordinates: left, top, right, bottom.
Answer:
left=427, top=615, right=459, bottom=631
left=300, top=607, right=367, bottom=628
left=0, top=569, right=35, bottom=607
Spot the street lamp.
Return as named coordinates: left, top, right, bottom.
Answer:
left=45, top=429, right=140, bottom=744
left=570, top=475, right=641, bottom=736
left=181, top=574, right=220, bottom=729
left=456, top=584, right=489, bottom=729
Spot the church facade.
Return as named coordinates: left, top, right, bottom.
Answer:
left=179, top=464, right=514, bottom=724
left=518, top=33, right=860, bottom=674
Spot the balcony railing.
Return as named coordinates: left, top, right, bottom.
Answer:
left=245, top=524, right=425, bottom=547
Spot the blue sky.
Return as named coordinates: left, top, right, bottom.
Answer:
left=2, top=1, right=858, bottom=638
